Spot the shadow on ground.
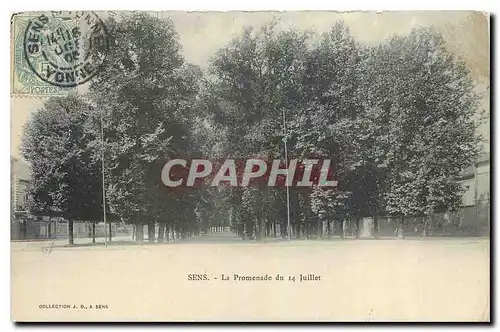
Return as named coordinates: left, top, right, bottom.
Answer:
left=48, top=232, right=489, bottom=249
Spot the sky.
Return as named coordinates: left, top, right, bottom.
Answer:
left=10, top=11, right=490, bottom=159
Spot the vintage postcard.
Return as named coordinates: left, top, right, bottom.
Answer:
left=10, top=10, right=490, bottom=322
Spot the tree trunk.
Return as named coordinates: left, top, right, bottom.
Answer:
left=373, top=216, right=379, bottom=239
left=92, top=222, right=96, bottom=243
left=68, top=219, right=74, bottom=245
left=158, top=223, right=165, bottom=243
left=317, top=218, right=322, bottom=239
left=355, top=217, right=360, bottom=239
left=339, top=219, right=344, bottom=239
left=21, top=219, right=26, bottom=239
left=397, top=216, right=405, bottom=239
left=260, top=218, right=265, bottom=241
left=148, top=222, right=155, bottom=243
left=132, top=224, right=135, bottom=240
left=136, top=221, right=143, bottom=243
left=108, top=222, right=112, bottom=242
left=424, top=214, right=434, bottom=236
left=165, top=224, right=170, bottom=243
left=254, top=218, right=259, bottom=240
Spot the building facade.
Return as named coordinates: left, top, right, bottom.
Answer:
left=457, top=152, right=490, bottom=234
left=11, top=157, right=30, bottom=213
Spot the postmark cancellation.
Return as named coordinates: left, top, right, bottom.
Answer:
left=11, top=11, right=108, bottom=97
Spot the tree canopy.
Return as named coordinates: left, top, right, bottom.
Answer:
left=20, top=14, right=483, bottom=243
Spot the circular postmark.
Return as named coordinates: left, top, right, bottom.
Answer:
left=23, top=11, right=108, bottom=88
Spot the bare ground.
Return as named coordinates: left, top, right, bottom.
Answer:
left=11, top=236, right=490, bottom=322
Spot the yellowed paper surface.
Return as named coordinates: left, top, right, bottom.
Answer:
left=11, top=11, right=490, bottom=322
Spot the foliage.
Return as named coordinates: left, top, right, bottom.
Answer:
left=21, top=95, right=104, bottom=243
left=21, top=14, right=483, bottom=241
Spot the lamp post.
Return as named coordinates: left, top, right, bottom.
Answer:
left=101, top=107, right=108, bottom=248
left=282, top=109, right=291, bottom=241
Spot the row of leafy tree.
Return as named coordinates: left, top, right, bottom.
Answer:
left=21, top=13, right=483, bottom=244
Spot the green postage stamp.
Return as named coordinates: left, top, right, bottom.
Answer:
left=11, top=12, right=108, bottom=97
left=11, top=14, right=66, bottom=97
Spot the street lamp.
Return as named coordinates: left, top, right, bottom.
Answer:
left=100, top=106, right=108, bottom=248
left=282, top=108, right=291, bottom=241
